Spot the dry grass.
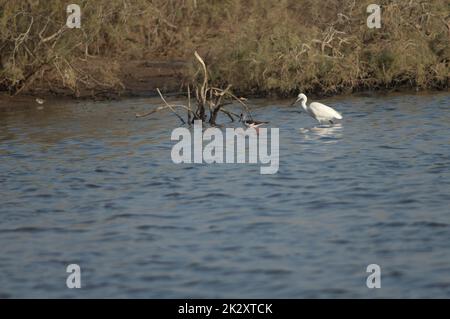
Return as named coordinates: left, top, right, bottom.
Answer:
left=0, top=0, right=448, bottom=97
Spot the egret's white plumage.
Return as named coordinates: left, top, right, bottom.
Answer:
left=293, top=93, right=342, bottom=124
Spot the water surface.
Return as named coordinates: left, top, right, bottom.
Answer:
left=0, top=92, right=449, bottom=298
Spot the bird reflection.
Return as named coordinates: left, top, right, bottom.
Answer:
left=299, top=123, right=343, bottom=143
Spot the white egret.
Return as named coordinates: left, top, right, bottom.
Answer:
left=292, top=93, right=343, bottom=124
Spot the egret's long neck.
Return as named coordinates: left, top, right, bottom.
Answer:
left=301, top=99, right=308, bottom=112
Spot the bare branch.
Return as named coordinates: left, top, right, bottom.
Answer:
left=157, top=88, right=187, bottom=124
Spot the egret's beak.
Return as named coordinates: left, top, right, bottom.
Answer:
left=290, top=98, right=300, bottom=106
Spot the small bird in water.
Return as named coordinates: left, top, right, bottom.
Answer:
left=291, top=93, right=342, bottom=124
left=35, top=98, right=45, bottom=105
left=239, top=113, right=269, bottom=132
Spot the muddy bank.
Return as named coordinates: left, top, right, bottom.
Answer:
left=7, top=59, right=189, bottom=100
left=0, top=61, right=181, bottom=106
left=3, top=57, right=448, bottom=102
left=119, top=60, right=188, bottom=97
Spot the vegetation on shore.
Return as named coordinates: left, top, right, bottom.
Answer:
left=0, top=0, right=448, bottom=97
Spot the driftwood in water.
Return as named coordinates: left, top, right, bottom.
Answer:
left=136, top=51, right=251, bottom=126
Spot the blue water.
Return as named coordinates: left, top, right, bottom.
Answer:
left=0, top=92, right=449, bottom=298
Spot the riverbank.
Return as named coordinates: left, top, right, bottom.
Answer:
left=1, top=1, right=448, bottom=99
left=1, top=58, right=188, bottom=99
left=1, top=56, right=448, bottom=102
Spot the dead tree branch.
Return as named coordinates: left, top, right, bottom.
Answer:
left=138, top=52, right=257, bottom=126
